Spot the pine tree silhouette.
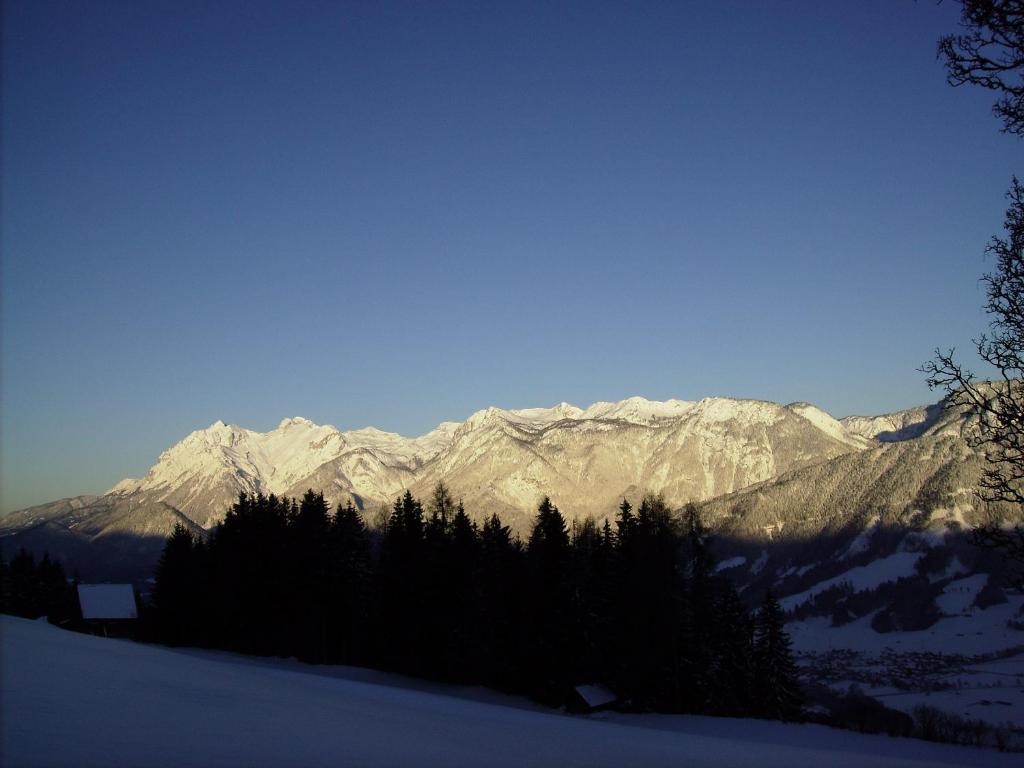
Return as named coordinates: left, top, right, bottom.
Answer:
left=330, top=500, right=372, bottom=664
left=152, top=523, right=205, bottom=644
left=479, top=512, right=524, bottom=690
left=753, top=589, right=803, bottom=721
left=525, top=497, right=573, bottom=703
left=144, top=485, right=777, bottom=721
left=376, top=491, right=427, bottom=673
left=291, top=490, right=332, bottom=661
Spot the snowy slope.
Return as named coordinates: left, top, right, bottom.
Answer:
left=787, top=402, right=873, bottom=449
left=841, top=403, right=947, bottom=442
left=1, top=615, right=1014, bottom=768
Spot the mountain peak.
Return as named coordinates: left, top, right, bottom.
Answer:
left=277, top=416, right=314, bottom=430
left=581, top=396, right=695, bottom=424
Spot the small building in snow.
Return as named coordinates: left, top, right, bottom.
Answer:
left=567, top=683, right=620, bottom=714
left=77, top=584, right=138, bottom=637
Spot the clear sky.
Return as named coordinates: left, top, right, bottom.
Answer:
left=1, top=0, right=1019, bottom=512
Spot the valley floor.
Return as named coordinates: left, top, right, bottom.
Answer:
left=0, top=615, right=1018, bottom=768
left=790, top=588, right=1024, bottom=730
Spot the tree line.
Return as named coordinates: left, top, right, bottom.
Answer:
left=149, top=484, right=802, bottom=720
left=0, top=548, right=79, bottom=624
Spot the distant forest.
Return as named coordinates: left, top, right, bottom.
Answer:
left=144, top=486, right=801, bottom=720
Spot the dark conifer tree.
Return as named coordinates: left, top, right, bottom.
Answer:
left=681, top=503, right=715, bottom=711
left=525, top=497, right=573, bottom=703
left=375, top=491, right=427, bottom=673
left=706, top=578, right=755, bottom=716
left=626, top=494, right=685, bottom=711
left=330, top=500, right=372, bottom=664
left=8, top=548, right=39, bottom=618
left=35, top=553, right=75, bottom=625
left=291, top=490, right=332, bottom=661
left=478, top=512, right=524, bottom=690
left=569, top=516, right=609, bottom=683
left=210, top=492, right=291, bottom=654
left=615, top=498, right=636, bottom=546
left=753, top=589, right=803, bottom=721
left=152, top=523, right=205, bottom=645
left=2, top=548, right=76, bottom=623
left=0, top=550, right=9, bottom=615
left=422, top=488, right=454, bottom=679
left=144, top=483, right=780, bottom=723
left=442, top=501, right=482, bottom=680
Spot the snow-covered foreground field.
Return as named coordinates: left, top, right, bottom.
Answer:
left=1, top=616, right=1018, bottom=768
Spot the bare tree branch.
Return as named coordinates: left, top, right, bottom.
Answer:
left=924, top=180, right=1024, bottom=584
left=938, top=1, right=1024, bottom=134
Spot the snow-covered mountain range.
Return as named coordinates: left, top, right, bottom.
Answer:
left=0, top=393, right=1005, bottom=586
left=95, top=395, right=873, bottom=530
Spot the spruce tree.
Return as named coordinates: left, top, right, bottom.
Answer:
left=0, top=550, right=9, bottom=615
left=376, top=491, right=427, bottom=673
left=682, top=503, right=715, bottom=712
left=753, top=590, right=803, bottom=721
left=707, top=579, right=755, bottom=716
left=444, top=502, right=482, bottom=680
left=8, top=549, right=38, bottom=618
left=479, top=512, right=524, bottom=690
left=629, top=494, right=685, bottom=711
left=291, top=490, right=332, bottom=661
left=525, top=497, right=573, bottom=704
left=330, top=500, right=372, bottom=664
left=152, top=524, right=204, bottom=645
left=615, top=498, right=636, bottom=546
left=569, top=516, right=608, bottom=684
left=211, top=492, right=291, bottom=654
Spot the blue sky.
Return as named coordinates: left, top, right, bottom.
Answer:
left=1, top=0, right=1019, bottom=512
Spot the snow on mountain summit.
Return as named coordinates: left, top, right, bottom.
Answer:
left=581, top=396, right=695, bottom=424
left=786, top=402, right=872, bottom=448
left=508, top=402, right=585, bottom=423
left=90, top=395, right=913, bottom=530
left=277, top=416, right=315, bottom=429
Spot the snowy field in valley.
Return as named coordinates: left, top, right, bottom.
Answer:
left=863, top=652, right=1024, bottom=727
left=787, top=579, right=1024, bottom=658
left=1, top=615, right=1019, bottom=768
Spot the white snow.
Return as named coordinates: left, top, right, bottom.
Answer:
left=105, top=477, right=142, bottom=495
left=789, top=592, right=1024, bottom=655
left=787, top=403, right=869, bottom=448
left=751, top=550, right=770, bottom=575
left=929, top=556, right=972, bottom=584
left=509, top=402, right=585, bottom=424
left=575, top=683, right=618, bottom=709
left=77, top=584, right=137, bottom=620
left=935, top=574, right=989, bottom=616
left=840, top=516, right=881, bottom=560
left=1, top=616, right=1013, bottom=767
left=580, top=396, right=696, bottom=424
left=859, top=653, right=1024, bottom=728
left=779, top=552, right=924, bottom=611
left=690, top=397, right=786, bottom=425
left=715, top=556, right=747, bottom=572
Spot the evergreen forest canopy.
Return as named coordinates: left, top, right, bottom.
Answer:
left=0, top=548, right=79, bottom=624
left=147, top=485, right=801, bottom=720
